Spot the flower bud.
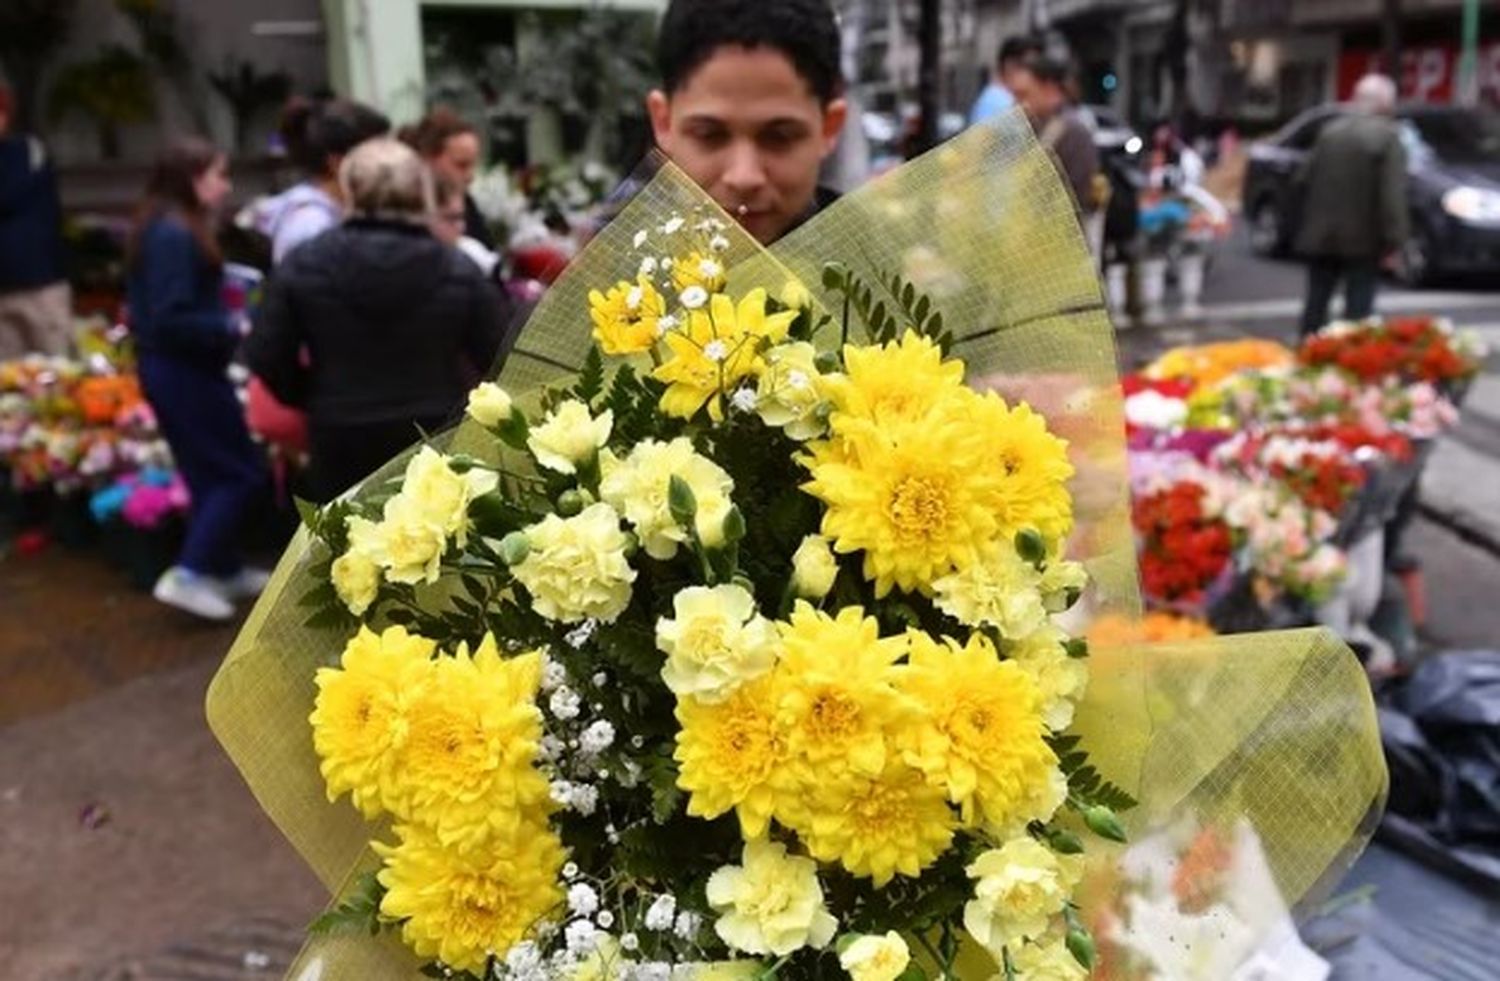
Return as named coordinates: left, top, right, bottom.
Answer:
left=1084, top=804, right=1127, bottom=843
left=668, top=474, right=697, bottom=528
left=466, top=382, right=514, bottom=428
left=556, top=489, right=586, bottom=517
left=498, top=531, right=531, bottom=567
left=781, top=279, right=812, bottom=310
left=791, top=534, right=838, bottom=600
left=1066, top=926, right=1097, bottom=970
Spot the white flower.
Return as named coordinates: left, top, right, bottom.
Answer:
left=570, top=783, right=600, bottom=816
left=550, top=686, right=583, bottom=720
left=633, top=230, right=650, bottom=249
left=626, top=285, right=644, bottom=311
left=703, top=340, right=729, bottom=363
left=730, top=387, right=759, bottom=413
left=645, top=894, right=678, bottom=931
left=550, top=780, right=575, bottom=806
left=562, top=862, right=580, bottom=880
left=620, top=933, right=640, bottom=952
left=568, top=883, right=601, bottom=916
left=710, top=235, right=730, bottom=253
left=656, top=313, right=680, bottom=335
left=505, top=941, right=543, bottom=974
left=565, top=918, right=600, bottom=954
left=539, top=734, right=565, bottom=762
left=680, top=286, right=709, bottom=310
left=566, top=620, right=599, bottom=648
left=634, top=963, right=671, bottom=981
left=580, top=720, right=616, bottom=754
left=674, top=911, right=702, bottom=940
left=596, top=910, right=616, bottom=929
left=698, top=258, right=723, bottom=280
left=541, top=657, right=568, bottom=691
left=661, top=217, right=685, bottom=235
left=591, top=671, right=608, bottom=686
left=527, top=400, right=613, bottom=475
left=639, top=256, right=659, bottom=276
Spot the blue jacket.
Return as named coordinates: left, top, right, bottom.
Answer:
left=0, top=134, right=67, bottom=292
left=127, top=216, right=237, bottom=368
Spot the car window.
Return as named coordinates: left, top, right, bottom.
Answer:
left=1405, top=110, right=1500, bottom=163
left=1285, top=112, right=1338, bottom=151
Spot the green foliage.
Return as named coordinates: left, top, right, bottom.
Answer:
left=574, top=346, right=607, bottom=405
left=1050, top=734, right=1139, bottom=815
left=820, top=263, right=954, bottom=353
left=307, top=870, right=385, bottom=937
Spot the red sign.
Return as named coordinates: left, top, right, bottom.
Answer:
left=1338, top=41, right=1500, bottom=104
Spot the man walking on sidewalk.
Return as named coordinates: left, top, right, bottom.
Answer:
left=1296, top=74, right=1408, bottom=336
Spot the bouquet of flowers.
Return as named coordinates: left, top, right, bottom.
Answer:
left=1211, top=431, right=1367, bottom=517
left=1131, top=480, right=1233, bottom=608
left=208, top=116, right=1388, bottom=981
left=1143, top=340, right=1295, bottom=393
left=90, top=466, right=190, bottom=530
left=1299, top=316, right=1486, bottom=387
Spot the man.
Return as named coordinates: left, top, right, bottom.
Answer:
left=969, top=36, right=1044, bottom=127
left=0, top=82, right=71, bottom=359
left=647, top=0, right=848, bottom=245
left=1018, top=56, right=1101, bottom=225
left=1296, top=73, right=1408, bottom=336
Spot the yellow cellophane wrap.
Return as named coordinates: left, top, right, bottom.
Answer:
left=206, top=110, right=1386, bottom=979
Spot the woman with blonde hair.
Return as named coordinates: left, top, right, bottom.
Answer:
left=246, top=138, right=510, bottom=501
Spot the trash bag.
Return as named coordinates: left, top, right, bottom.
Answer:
left=1380, top=651, right=1500, bottom=888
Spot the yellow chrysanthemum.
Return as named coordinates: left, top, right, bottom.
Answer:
left=821, top=330, right=964, bottom=430
left=974, top=395, right=1075, bottom=545
left=801, top=406, right=1004, bottom=596
left=387, top=641, right=550, bottom=850
left=653, top=289, right=796, bottom=422
left=775, top=603, right=910, bottom=785
left=310, top=625, right=435, bottom=818
left=963, top=837, right=1083, bottom=953
left=899, top=631, right=1058, bottom=831
left=671, top=250, right=727, bottom=294
left=589, top=277, right=667, bottom=355
left=377, top=820, right=565, bottom=975
left=674, top=673, right=789, bottom=837
left=791, top=759, right=956, bottom=886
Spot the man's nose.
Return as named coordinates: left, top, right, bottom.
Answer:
left=721, top=142, right=768, bottom=196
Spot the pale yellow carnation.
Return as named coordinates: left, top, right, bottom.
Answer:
left=755, top=342, right=825, bottom=440
left=1008, top=932, right=1089, bottom=981
left=839, top=932, right=911, bottom=981
left=1040, top=559, right=1088, bottom=612
left=964, top=837, right=1082, bottom=953
left=657, top=584, right=778, bottom=702
left=599, top=437, right=733, bottom=560
left=528, top=399, right=613, bottom=475
left=1008, top=626, right=1088, bottom=731
left=465, top=382, right=513, bottom=428
left=366, top=498, right=448, bottom=585
left=331, top=548, right=380, bottom=616
left=931, top=544, right=1047, bottom=638
left=512, top=502, right=636, bottom=623
left=706, top=839, right=838, bottom=957
left=396, top=446, right=498, bottom=547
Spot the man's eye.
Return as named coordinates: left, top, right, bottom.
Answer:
left=759, top=127, right=804, bottom=151
left=688, top=127, right=729, bottom=148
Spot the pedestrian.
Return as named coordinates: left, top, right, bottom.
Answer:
left=646, top=0, right=848, bottom=246
left=0, top=82, right=72, bottom=359
left=1137, top=120, right=1228, bottom=323
left=246, top=139, right=510, bottom=503
left=401, top=107, right=494, bottom=249
left=252, top=97, right=390, bottom=264
left=969, top=36, right=1045, bottom=127
left=127, top=138, right=269, bottom=621
left=1017, top=56, right=1103, bottom=231
left=1296, top=73, right=1408, bottom=336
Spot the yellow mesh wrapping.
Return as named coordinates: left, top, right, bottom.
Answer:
left=206, top=110, right=1386, bottom=979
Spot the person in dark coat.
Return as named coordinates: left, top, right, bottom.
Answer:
left=127, top=138, right=269, bottom=621
left=1296, top=74, right=1409, bottom=336
left=246, top=138, right=510, bottom=503
left=0, top=83, right=72, bottom=358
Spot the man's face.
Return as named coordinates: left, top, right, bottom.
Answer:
left=1007, top=65, right=1037, bottom=107
left=999, top=58, right=1031, bottom=92
left=648, top=46, right=846, bottom=245
left=1022, top=79, right=1065, bottom=120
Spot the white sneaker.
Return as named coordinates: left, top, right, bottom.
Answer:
left=153, top=566, right=236, bottom=622
left=216, top=566, right=272, bottom=600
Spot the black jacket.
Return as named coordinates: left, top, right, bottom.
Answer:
left=0, top=134, right=67, bottom=292
left=126, top=217, right=237, bottom=369
left=246, top=218, right=510, bottom=428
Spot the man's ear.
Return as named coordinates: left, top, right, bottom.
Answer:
left=820, top=97, right=849, bottom=156
left=647, top=89, right=673, bottom=146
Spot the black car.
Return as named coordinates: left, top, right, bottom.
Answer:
left=1243, top=104, right=1500, bottom=285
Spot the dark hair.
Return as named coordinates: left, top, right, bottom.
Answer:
left=128, top=137, right=224, bottom=268
left=399, top=106, right=478, bottom=159
left=280, top=97, right=391, bottom=176
left=656, top=0, right=843, bottom=104
left=997, top=36, right=1043, bottom=71
left=1027, top=55, right=1073, bottom=88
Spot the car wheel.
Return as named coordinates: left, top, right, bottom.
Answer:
left=1249, top=198, right=1284, bottom=257
left=1395, top=226, right=1438, bottom=288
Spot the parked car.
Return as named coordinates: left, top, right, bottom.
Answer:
left=1243, top=104, right=1500, bottom=285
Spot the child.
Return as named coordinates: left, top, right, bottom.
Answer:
left=647, top=0, right=848, bottom=245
